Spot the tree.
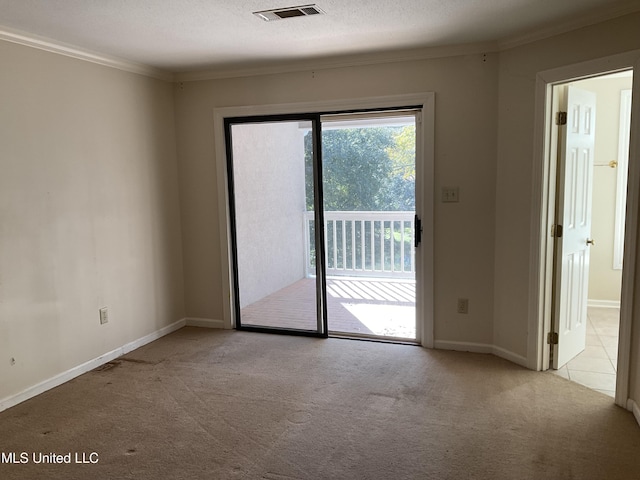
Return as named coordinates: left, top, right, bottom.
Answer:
left=380, top=125, right=416, bottom=210
left=386, top=125, right=415, bottom=181
left=304, top=126, right=415, bottom=211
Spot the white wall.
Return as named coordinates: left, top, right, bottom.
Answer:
left=0, top=41, right=185, bottom=403
left=231, top=122, right=307, bottom=307
left=175, top=53, right=499, bottom=348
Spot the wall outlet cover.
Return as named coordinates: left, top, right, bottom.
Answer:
left=457, top=298, right=469, bottom=314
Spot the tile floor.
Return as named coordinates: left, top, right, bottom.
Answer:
left=552, top=306, right=619, bottom=397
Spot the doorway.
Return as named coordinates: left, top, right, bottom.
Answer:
left=545, top=71, right=633, bottom=397
left=224, top=107, right=424, bottom=342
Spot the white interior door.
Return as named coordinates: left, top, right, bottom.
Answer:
left=553, top=85, right=597, bottom=369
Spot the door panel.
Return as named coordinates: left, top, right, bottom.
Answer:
left=554, top=86, right=596, bottom=368
left=319, top=113, right=418, bottom=340
left=226, top=118, right=327, bottom=335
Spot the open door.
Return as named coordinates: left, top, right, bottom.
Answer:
left=553, top=86, right=597, bottom=368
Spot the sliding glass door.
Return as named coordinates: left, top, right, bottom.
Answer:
left=225, top=108, right=420, bottom=340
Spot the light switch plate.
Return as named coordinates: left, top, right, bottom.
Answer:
left=442, top=186, right=459, bottom=203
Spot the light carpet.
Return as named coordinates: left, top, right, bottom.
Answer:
left=1, top=327, right=640, bottom=479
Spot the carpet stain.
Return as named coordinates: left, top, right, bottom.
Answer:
left=121, top=357, right=161, bottom=365
left=92, top=360, right=121, bottom=372
left=92, top=358, right=160, bottom=374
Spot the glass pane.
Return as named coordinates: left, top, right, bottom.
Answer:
left=319, top=115, right=417, bottom=340
left=231, top=120, right=320, bottom=332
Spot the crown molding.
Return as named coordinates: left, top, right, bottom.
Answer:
left=499, top=2, right=640, bottom=50
left=2, top=3, right=639, bottom=84
left=174, top=42, right=499, bottom=82
left=0, top=27, right=174, bottom=82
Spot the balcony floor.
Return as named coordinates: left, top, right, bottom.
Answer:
left=241, top=276, right=416, bottom=340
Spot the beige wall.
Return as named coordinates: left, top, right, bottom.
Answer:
left=175, top=53, right=499, bottom=348
left=0, top=41, right=185, bottom=402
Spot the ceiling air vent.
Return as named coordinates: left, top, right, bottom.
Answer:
left=253, top=4, right=325, bottom=22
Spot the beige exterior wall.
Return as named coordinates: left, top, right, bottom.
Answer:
left=231, top=122, right=308, bottom=307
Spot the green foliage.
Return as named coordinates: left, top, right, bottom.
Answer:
left=387, top=126, right=416, bottom=181
left=305, top=125, right=415, bottom=211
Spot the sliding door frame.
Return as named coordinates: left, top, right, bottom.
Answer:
left=213, top=93, right=435, bottom=347
left=225, top=113, right=328, bottom=337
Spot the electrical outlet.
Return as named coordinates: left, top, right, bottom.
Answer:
left=99, top=307, right=109, bottom=325
left=457, top=298, right=469, bottom=314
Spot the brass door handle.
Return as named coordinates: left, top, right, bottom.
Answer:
left=587, top=238, right=595, bottom=246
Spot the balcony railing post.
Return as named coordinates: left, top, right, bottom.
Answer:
left=360, top=220, right=365, bottom=271
left=390, top=220, right=395, bottom=272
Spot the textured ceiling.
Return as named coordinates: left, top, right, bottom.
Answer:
left=0, top=0, right=639, bottom=74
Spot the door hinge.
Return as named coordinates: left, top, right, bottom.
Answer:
left=556, top=111, right=567, bottom=126
left=547, top=332, right=559, bottom=345
left=551, top=224, right=563, bottom=238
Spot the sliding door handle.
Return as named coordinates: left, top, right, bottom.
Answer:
left=414, top=214, right=423, bottom=248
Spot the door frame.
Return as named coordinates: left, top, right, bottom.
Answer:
left=530, top=51, right=640, bottom=409
left=213, top=93, right=435, bottom=347
left=224, top=113, right=328, bottom=337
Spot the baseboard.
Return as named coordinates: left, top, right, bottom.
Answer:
left=434, top=341, right=528, bottom=368
left=588, top=299, right=621, bottom=308
left=628, top=399, right=640, bottom=428
left=0, top=318, right=186, bottom=414
left=434, top=340, right=493, bottom=354
left=185, top=317, right=226, bottom=328
left=123, top=318, right=187, bottom=354
left=492, top=345, right=529, bottom=368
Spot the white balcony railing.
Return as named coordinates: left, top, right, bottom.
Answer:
left=304, top=211, right=415, bottom=278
